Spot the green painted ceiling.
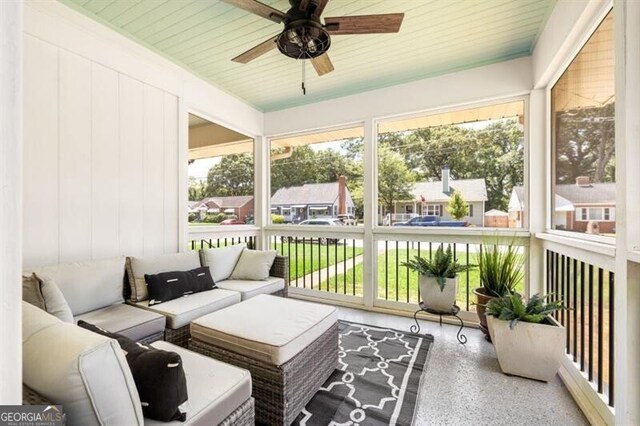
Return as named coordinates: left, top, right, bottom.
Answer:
left=59, top=0, right=556, bottom=112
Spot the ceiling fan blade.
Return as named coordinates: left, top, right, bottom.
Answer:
left=232, top=35, right=278, bottom=64
left=299, top=0, right=328, bottom=18
left=221, top=0, right=286, bottom=24
left=325, top=13, right=404, bottom=35
left=310, top=53, right=334, bottom=76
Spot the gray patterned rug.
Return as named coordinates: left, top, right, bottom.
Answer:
left=293, top=320, right=434, bottom=426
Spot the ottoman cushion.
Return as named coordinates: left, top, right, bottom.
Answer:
left=146, top=341, right=252, bottom=426
left=135, top=289, right=241, bottom=329
left=191, top=295, right=337, bottom=366
left=215, top=277, right=285, bottom=300
left=75, top=304, right=166, bottom=341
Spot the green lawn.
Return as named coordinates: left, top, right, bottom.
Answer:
left=272, top=241, right=364, bottom=281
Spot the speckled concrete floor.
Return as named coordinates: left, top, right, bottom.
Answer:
left=335, top=307, right=588, bottom=426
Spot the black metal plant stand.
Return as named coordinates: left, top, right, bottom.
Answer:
left=411, top=301, right=467, bottom=344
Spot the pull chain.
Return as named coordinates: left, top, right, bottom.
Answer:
left=301, top=60, right=306, bottom=95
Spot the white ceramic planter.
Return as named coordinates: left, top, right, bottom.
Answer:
left=487, top=315, right=565, bottom=382
left=419, top=275, right=457, bottom=312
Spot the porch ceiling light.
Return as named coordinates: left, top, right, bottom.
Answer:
left=276, top=20, right=331, bottom=60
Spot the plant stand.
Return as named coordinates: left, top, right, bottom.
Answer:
left=410, top=301, right=467, bottom=344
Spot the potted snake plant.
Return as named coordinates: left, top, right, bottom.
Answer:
left=473, top=240, right=522, bottom=339
left=402, top=245, right=475, bottom=312
left=486, top=293, right=565, bottom=382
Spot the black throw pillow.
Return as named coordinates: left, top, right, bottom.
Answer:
left=77, top=320, right=188, bottom=422
left=145, top=266, right=216, bottom=306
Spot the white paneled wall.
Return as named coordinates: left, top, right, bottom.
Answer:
left=23, top=35, right=179, bottom=268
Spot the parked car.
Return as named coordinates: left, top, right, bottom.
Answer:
left=220, top=218, right=245, bottom=225
left=393, top=215, right=468, bottom=227
left=337, top=214, right=358, bottom=225
left=282, top=218, right=342, bottom=244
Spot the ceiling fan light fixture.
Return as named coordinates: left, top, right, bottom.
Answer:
left=276, top=20, right=331, bottom=59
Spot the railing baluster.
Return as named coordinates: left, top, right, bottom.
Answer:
left=565, top=255, right=570, bottom=353
left=295, top=237, right=299, bottom=287
left=573, top=258, right=578, bottom=362
left=466, top=244, right=470, bottom=311
left=609, top=271, right=615, bottom=407
left=406, top=240, right=410, bottom=303
left=395, top=240, right=399, bottom=302
left=385, top=240, right=389, bottom=301
left=310, top=238, right=314, bottom=290
left=334, top=240, right=338, bottom=294
left=326, top=240, right=330, bottom=292
left=352, top=239, right=356, bottom=296
left=343, top=239, right=347, bottom=295
left=417, top=242, right=421, bottom=303
left=588, top=264, right=594, bottom=382
left=580, top=261, right=585, bottom=372
left=303, top=237, right=306, bottom=289
left=597, top=267, right=604, bottom=394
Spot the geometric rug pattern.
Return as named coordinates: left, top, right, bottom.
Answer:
left=293, top=320, right=434, bottom=426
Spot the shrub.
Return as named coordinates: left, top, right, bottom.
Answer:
left=271, top=214, right=285, bottom=224
left=188, top=213, right=198, bottom=222
left=213, top=213, right=227, bottom=223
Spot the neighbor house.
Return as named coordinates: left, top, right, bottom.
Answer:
left=510, top=176, right=616, bottom=233
left=387, top=167, right=488, bottom=226
left=271, top=177, right=355, bottom=223
left=190, top=196, right=254, bottom=222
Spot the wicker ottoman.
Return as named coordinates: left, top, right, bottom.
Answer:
left=189, top=294, right=338, bottom=425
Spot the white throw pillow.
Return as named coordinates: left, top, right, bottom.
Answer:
left=38, top=275, right=74, bottom=323
left=230, top=250, right=277, bottom=281
left=200, top=244, right=246, bottom=283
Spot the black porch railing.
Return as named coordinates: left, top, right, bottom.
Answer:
left=546, top=249, right=615, bottom=408
left=189, top=235, right=256, bottom=251
left=271, top=236, right=363, bottom=296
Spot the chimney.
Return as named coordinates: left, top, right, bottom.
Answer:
left=575, top=176, right=590, bottom=186
left=442, top=166, right=450, bottom=193
left=338, top=176, right=346, bottom=215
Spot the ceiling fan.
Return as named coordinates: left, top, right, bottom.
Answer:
left=222, top=0, right=404, bottom=77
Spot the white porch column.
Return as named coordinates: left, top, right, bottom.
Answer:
left=528, top=90, right=546, bottom=296
left=362, top=118, right=376, bottom=308
left=614, top=0, right=640, bottom=423
left=0, top=0, right=23, bottom=404
left=255, top=135, right=269, bottom=249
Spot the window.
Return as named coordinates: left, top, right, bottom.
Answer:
left=270, top=126, right=364, bottom=224
left=187, top=114, right=254, bottom=225
left=551, top=12, right=615, bottom=236
left=426, top=205, right=441, bottom=216
left=576, top=207, right=615, bottom=222
left=377, top=100, right=524, bottom=228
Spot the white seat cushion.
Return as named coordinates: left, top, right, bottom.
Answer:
left=191, top=295, right=337, bottom=366
left=135, top=289, right=241, bottom=329
left=75, top=304, right=166, bottom=341
left=215, top=277, right=284, bottom=300
left=145, top=341, right=251, bottom=426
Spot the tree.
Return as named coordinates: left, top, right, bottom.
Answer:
left=447, top=189, right=469, bottom=219
left=188, top=177, right=206, bottom=201
left=205, top=154, right=254, bottom=197
left=378, top=146, right=416, bottom=214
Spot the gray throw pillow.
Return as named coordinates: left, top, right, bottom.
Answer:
left=22, top=273, right=46, bottom=310
left=37, top=274, right=74, bottom=323
left=230, top=250, right=277, bottom=281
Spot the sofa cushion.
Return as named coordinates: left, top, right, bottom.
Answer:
left=230, top=250, right=277, bottom=281
left=199, top=244, right=245, bottom=283
left=75, top=304, right=165, bottom=342
left=146, top=341, right=252, bottom=426
left=30, top=257, right=126, bottom=316
left=22, top=302, right=143, bottom=426
left=191, top=295, right=337, bottom=366
left=22, top=273, right=46, bottom=310
left=127, top=252, right=201, bottom=302
left=78, top=321, right=188, bottom=422
left=39, top=275, right=74, bottom=323
left=146, top=267, right=217, bottom=306
left=135, top=289, right=241, bottom=329
left=216, top=277, right=285, bottom=301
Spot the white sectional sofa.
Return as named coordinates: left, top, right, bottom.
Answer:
left=22, top=302, right=254, bottom=426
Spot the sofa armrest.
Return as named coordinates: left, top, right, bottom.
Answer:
left=269, top=255, right=289, bottom=297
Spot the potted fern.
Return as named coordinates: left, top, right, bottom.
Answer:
left=486, top=293, right=565, bottom=382
left=402, top=245, right=474, bottom=312
left=473, top=240, right=522, bottom=339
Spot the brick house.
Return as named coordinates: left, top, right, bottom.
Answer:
left=191, top=196, right=254, bottom=222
